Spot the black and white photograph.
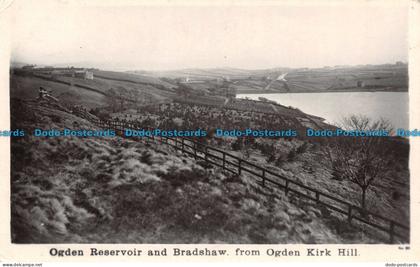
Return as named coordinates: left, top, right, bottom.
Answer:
left=6, top=0, right=413, bottom=247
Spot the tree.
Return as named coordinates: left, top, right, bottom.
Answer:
left=106, top=88, right=119, bottom=113
left=324, top=115, right=394, bottom=211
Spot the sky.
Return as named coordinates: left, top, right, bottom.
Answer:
left=10, top=0, right=409, bottom=71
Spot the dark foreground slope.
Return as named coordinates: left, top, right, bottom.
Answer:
left=10, top=99, right=379, bottom=243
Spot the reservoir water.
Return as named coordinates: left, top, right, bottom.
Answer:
left=238, top=92, right=409, bottom=129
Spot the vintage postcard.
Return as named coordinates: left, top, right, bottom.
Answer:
left=0, top=0, right=419, bottom=265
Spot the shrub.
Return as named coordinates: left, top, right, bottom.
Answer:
left=267, top=153, right=276, bottom=163
left=161, top=167, right=206, bottom=187
left=296, top=142, right=309, bottom=154
left=140, top=151, right=153, bottom=165
left=287, top=149, right=297, bottom=162
left=231, top=138, right=243, bottom=151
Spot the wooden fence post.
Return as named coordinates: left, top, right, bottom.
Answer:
left=285, top=180, right=289, bottom=195
left=238, top=159, right=242, bottom=175
left=181, top=138, right=185, bottom=152
left=262, top=170, right=265, bottom=187
left=315, top=191, right=320, bottom=203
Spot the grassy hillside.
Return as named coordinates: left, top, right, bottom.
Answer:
left=10, top=70, right=176, bottom=110
left=235, top=65, right=408, bottom=93
left=10, top=75, right=106, bottom=109
left=139, top=64, right=408, bottom=93
left=222, top=138, right=409, bottom=225
left=115, top=101, right=409, bottom=227
left=92, top=70, right=176, bottom=89
left=11, top=99, right=381, bottom=243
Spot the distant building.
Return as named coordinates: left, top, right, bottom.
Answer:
left=85, top=71, right=94, bottom=80
left=357, top=81, right=365, bottom=88
left=74, top=70, right=94, bottom=80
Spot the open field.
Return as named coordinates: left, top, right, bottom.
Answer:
left=140, top=64, right=408, bottom=94
left=10, top=75, right=106, bottom=109
left=10, top=70, right=177, bottom=109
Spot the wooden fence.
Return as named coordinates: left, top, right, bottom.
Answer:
left=93, top=119, right=410, bottom=244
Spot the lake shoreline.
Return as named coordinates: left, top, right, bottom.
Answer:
left=236, top=88, right=408, bottom=94
left=237, top=92, right=409, bottom=130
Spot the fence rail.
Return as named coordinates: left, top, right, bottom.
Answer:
left=93, top=119, right=409, bottom=244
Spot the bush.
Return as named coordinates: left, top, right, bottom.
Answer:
left=231, top=138, right=243, bottom=151
left=140, top=151, right=153, bottom=165
left=287, top=149, right=297, bottom=162
left=50, top=114, right=62, bottom=123
left=161, top=167, right=206, bottom=187
left=267, top=153, right=276, bottom=163
left=296, top=142, right=309, bottom=154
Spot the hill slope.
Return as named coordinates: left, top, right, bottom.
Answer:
left=10, top=99, right=377, bottom=243
left=139, top=64, right=408, bottom=93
